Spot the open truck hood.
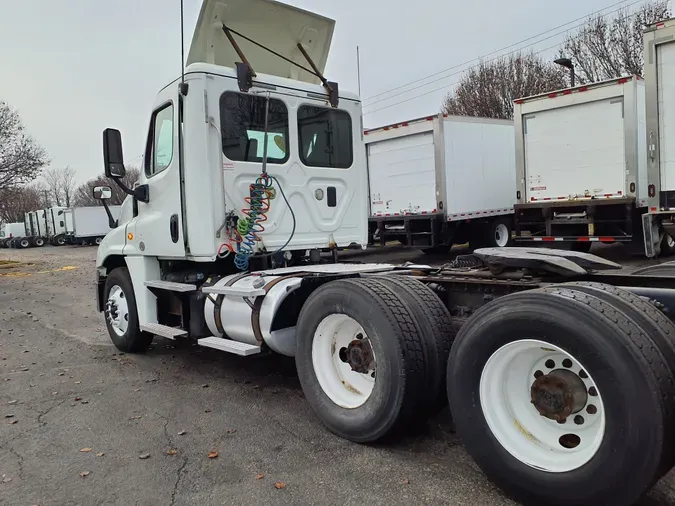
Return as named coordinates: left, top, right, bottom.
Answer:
left=187, top=0, right=335, bottom=85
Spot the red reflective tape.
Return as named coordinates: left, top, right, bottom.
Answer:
left=579, top=86, right=588, bottom=92
left=383, top=127, right=389, bottom=131
left=515, top=99, right=524, bottom=104
left=563, top=90, right=572, bottom=95
left=394, top=213, right=400, bottom=216
left=617, top=191, right=622, bottom=195
left=577, top=237, right=590, bottom=242
left=443, top=113, right=448, bottom=118
left=401, top=122, right=409, bottom=127
left=432, top=209, right=437, bottom=213
left=542, top=237, right=555, bottom=242
left=548, top=93, right=558, bottom=98
left=618, top=77, right=629, bottom=84
left=657, top=22, right=666, bottom=29
left=599, top=237, right=614, bottom=243
left=363, top=131, right=368, bottom=135
left=426, top=116, right=434, bottom=121
left=651, top=207, right=658, bottom=212
left=392, top=124, right=399, bottom=129
left=543, top=197, right=552, bottom=201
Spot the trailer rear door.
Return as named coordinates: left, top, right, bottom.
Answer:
left=657, top=41, right=675, bottom=191
left=367, top=131, right=436, bottom=215
left=524, top=98, right=625, bottom=202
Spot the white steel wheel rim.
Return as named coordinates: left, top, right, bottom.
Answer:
left=21, top=240, right=29, bottom=247
left=495, top=223, right=510, bottom=247
left=312, top=314, right=376, bottom=409
left=668, top=234, right=675, bottom=249
left=95, top=237, right=102, bottom=245
left=480, top=339, right=605, bottom=473
left=106, top=285, right=130, bottom=337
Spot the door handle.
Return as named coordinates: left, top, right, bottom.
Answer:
left=170, top=214, right=179, bottom=243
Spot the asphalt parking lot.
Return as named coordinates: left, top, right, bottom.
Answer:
left=1, top=244, right=675, bottom=506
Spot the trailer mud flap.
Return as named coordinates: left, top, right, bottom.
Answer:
left=643, top=213, right=656, bottom=258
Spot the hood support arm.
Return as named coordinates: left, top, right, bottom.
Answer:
left=221, top=24, right=338, bottom=107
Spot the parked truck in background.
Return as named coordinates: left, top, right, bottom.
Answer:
left=0, top=222, right=26, bottom=248
left=46, top=206, right=68, bottom=245
left=64, top=206, right=121, bottom=245
left=91, top=3, right=675, bottom=504
left=20, top=210, right=47, bottom=248
left=366, top=114, right=515, bottom=252
left=512, top=75, right=650, bottom=253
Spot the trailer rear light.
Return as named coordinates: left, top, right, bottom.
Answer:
left=9, top=234, right=12, bottom=238
left=649, top=184, right=656, bottom=198
left=630, top=183, right=636, bottom=193
left=517, top=191, right=521, bottom=199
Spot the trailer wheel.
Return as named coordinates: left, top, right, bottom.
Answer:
left=373, top=275, right=454, bottom=412
left=661, top=232, right=675, bottom=257
left=488, top=217, right=512, bottom=247
left=296, top=278, right=428, bottom=443
left=103, top=268, right=153, bottom=353
left=447, top=288, right=668, bottom=506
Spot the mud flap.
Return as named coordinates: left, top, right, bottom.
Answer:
left=643, top=213, right=659, bottom=258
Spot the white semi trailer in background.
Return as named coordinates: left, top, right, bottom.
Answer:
left=513, top=75, right=648, bottom=253
left=64, top=206, right=121, bottom=245
left=366, top=114, right=516, bottom=252
left=91, top=2, right=675, bottom=504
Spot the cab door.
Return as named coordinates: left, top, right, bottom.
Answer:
left=128, top=99, right=186, bottom=257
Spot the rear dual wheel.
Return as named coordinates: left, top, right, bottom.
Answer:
left=295, top=276, right=452, bottom=442
left=448, top=285, right=675, bottom=506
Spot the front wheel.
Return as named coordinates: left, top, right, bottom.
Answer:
left=447, top=288, right=669, bottom=505
left=103, top=267, right=153, bottom=353
left=55, top=235, right=66, bottom=246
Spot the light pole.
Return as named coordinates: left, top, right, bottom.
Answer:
left=554, top=57, right=575, bottom=88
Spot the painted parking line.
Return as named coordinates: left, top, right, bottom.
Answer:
left=0, top=265, right=79, bottom=277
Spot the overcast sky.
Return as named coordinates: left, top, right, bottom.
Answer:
left=0, top=0, right=650, bottom=183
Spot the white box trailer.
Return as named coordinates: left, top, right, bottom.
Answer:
left=64, top=206, right=121, bottom=245
left=513, top=76, right=649, bottom=252
left=366, top=114, right=516, bottom=251
left=643, top=17, right=675, bottom=256
left=45, top=206, right=68, bottom=245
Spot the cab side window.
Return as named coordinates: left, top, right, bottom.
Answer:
left=145, top=104, right=174, bottom=177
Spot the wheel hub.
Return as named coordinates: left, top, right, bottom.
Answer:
left=530, top=369, right=588, bottom=421
left=339, top=337, right=375, bottom=374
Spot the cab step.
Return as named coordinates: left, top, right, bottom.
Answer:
left=144, top=280, right=197, bottom=292
left=140, top=323, right=188, bottom=340
left=198, top=336, right=261, bottom=356
left=202, top=286, right=266, bottom=297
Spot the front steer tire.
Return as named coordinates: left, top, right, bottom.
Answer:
left=295, top=278, right=428, bottom=443
left=447, top=288, right=669, bottom=506
left=103, top=267, right=153, bottom=353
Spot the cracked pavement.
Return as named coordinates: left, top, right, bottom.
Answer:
left=1, top=245, right=675, bottom=505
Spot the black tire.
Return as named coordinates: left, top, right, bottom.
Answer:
left=103, top=267, right=153, bottom=353
left=56, top=235, right=66, bottom=246
left=295, top=278, right=428, bottom=443
left=447, top=288, right=668, bottom=506
left=558, top=282, right=675, bottom=470
left=571, top=241, right=592, bottom=253
left=95, top=237, right=103, bottom=245
left=19, top=238, right=31, bottom=249
left=33, top=237, right=44, bottom=247
left=372, top=275, right=454, bottom=412
left=661, top=231, right=675, bottom=257
left=486, top=217, right=512, bottom=248
left=632, top=260, right=675, bottom=277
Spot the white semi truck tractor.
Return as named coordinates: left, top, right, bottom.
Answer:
left=94, top=2, right=675, bottom=504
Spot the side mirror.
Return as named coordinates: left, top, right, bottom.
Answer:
left=103, top=128, right=126, bottom=178
left=93, top=186, right=112, bottom=200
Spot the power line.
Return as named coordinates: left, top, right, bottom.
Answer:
left=362, top=0, right=636, bottom=106
left=363, top=1, right=645, bottom=115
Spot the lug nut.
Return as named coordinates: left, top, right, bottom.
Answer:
left=579, top=370, right=588, bottom=379
left=574, top=415, right=585, bottom=425
left=545, top=359, right=555, bottom=369
left=534, top=370, right=543, bottom=379
left=562, top=359, right=573, bottom=368
left=588, top=386, right=598, bottom=397
left=586, top=404, right=597, bottom=415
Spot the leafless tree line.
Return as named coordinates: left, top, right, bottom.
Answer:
left=444, top=1, right=670, bottom=119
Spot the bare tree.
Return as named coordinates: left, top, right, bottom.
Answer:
left=73, top=167, right=141, bottom=207
left=442, top=53, right=568, bottom=120
left=0, top=101, right=49, bottom=191
left=42, top=166, right=77, bottom=207
left=0, top=185, right=42, bottom=223
left=560, top=1, right=670, bottom=83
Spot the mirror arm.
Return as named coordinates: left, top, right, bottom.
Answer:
left=100, top=199, right=118, bottom=229
left=111, top=178, right=149, bottom=204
